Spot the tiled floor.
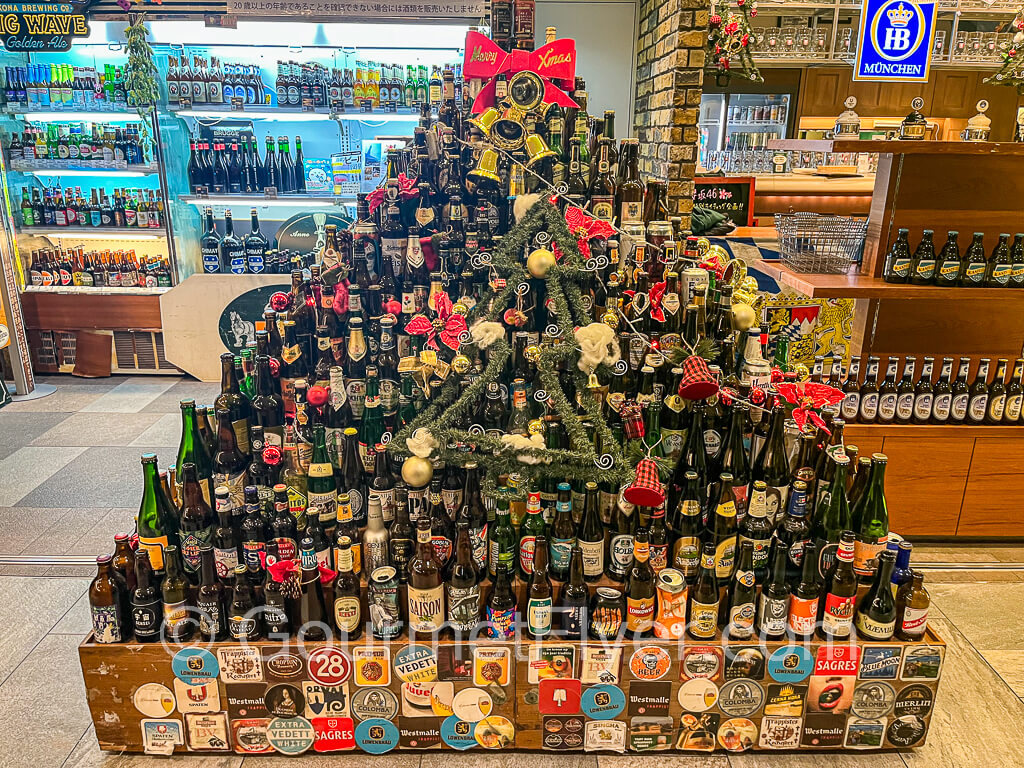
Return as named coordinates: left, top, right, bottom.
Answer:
left=1, top=374, right=1024, bottom=767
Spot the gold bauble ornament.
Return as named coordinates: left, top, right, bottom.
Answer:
left=451, top=354, right=472, bottom=374
left=526, top=247, right=556, bottom=278
left=401, top=455, right=434, bottom=486
left=794, top=364, right=811, bottom=381
left=732, top=302, right=756, bottom=331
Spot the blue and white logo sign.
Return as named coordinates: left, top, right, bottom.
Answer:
left=855, top=0, right=937, bottom=82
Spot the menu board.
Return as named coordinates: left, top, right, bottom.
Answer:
left=694, top=177, right=755, bottom=227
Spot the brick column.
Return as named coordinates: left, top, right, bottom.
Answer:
left=634, top=0, right=709, bottom=230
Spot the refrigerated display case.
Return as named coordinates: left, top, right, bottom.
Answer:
left=699, top=91, right=791, bottom=169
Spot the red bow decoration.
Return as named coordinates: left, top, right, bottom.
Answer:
left=648, top=281, right=667, bottom=323
left=775, top=380, right=846, bottom=433
left=463, top=30, right=578, bottom=112
left=366, top=172, right=419, bottom=216
left=405, top=292, right=467, bottom=352
left=260, top=553, right=336, bottom=585
left=698, top=258, right=726, bottom=280
left=553, top=205, right=617, bottom=261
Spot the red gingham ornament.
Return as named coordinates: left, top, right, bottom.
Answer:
left=621, top=400, right=645, bottom=440
left=678, top=355, right=720, bottom=400
left=623, top=458, right=666, bottom=507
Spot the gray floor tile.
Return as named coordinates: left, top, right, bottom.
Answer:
left=984, top=547, right=1024, bottom=563
left=36, top=375, right=134, bottom=388
left=603, top=755, right=726, bottom=768
left=50, top=589, right=92, bottom=635
left=128, top=413, right=181, bottom=448
left=0, top=564, right=52, bottom=576
left=909, top=545, right=1000, bottom=563
left=0, top=411, right=74, bottom=459
left=19, top=508, right=112, bottom=556
left=17, top=447, right=168, bottom=508
left=0, top=507, right=71, bottom=554
left=0, top=446, right=86, bottom=505
left=930, top=582, right=1024, bottom=650
left=979, top=649, right=1024, bottom=698
left=140, top=381, right=220, bottom=414
left=727, top=752, right=905, bottom=767
left=80, top=380, right=178, bottom=414
left=3, top=386, right=106, bottom=414
left=0, top=633, right=93, bottom=766
left=31, top=412, right=163, bottom=448
left=66, top=724, right=243, bottom=767
left=0, top=576, right=87, bottom=685
left=245, top=755, right=417, bottom=768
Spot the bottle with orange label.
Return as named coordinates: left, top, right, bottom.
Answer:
left=851, top=454, right=889, bottom=581
left=653, top=568, right=688, bottom=639
left=625, top=528, right=655, bottom=638
left=788, top=540, right=820, bottom=639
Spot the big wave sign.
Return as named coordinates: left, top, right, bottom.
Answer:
left=854, top=0, right=937, bottom=82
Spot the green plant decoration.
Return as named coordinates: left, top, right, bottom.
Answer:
left=124, top=12, right=159, bottom=154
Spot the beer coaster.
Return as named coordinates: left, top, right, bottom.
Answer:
left=306, top=646, right=351, bottom=686
left=538, top=677, right=581, bottom=714
left=580, top=646, right=622, bottom=684
left=226, top=683, right=269, bottom=719
left=354, top=717, right=400, bottom=754
left=758, top=715, right=802, bottom=749
left=301, top=681, right=348, bottom=719
left=542, top=715, right=585, bottom=750
left=680, top=646, right=723, bottom=681
left=140, top=718, right=183, bottom=755
left=312, top=716, right=356, bottom=752
left=807, top=674, right=853, bottom=714
left=767, top=646, right=813, bottom=683
left=626, top=680, right=671, bottom=716
left=473, top=647, right=511, bottom=686
left=675, top=712, right=719, bottom=752
left=429, top=681, right=455, bottom=717
left=265, top=683, right=305, bottom=718
left=401, top=681, right=436, bottom=717
left=724, top=646, right=766, bottom=680
left=184, top=712, right=230, bottom=751
left=436, top=646, right=473, bottom=681
left=528, top=644, right=576, bottom=684
left=717, top=679, right=764, bottom=717
left=800, top=714, right=846, bottom=747
left=230, top=717, right=273, bottom=754
left=628, top=646, right=671, bottom=681
left=851, top=682, right=896, bottom=719
left=764, top=684, right=807, bottom=717
left=718, top=717, right=758, bottom=752
left=474, top=714, right=514, bottom=749
left=677, top=678, right=719, bottom=712
left=172, top=647, right=219, bottom=685
left=859, top=646, right=902, bottom=679
left=887, top=714, right=927, bottom=747
left=217, top=647, right=263, bottom=683
left=452, top=687, right=493, bottom=721
left=398, top=715, right=443, bottom=748
left=133, top=682, right=176, bottom=718
left=266, top=652, right=304, bottom=682
left=814, top=645, right=860, bottom=677
left=351, top=687, right=399, bottom=721
left=900, top=645, right=943, bottom=681
left=584, top=719, right=626, bottom=752
left=580, top=684, right=626, bottom=720
left=353, top=647, right=390, bottom=686
left=628, top=715, right=675, bottom=752
left=394, top=645, right=438, bottom=683
left=441, top=715, right=478, bottom=750
left=844, top=717, right=885, bottom=749
left=894, top=684, right=934, bottom=717
left=173, top=678, right=219, bottom=714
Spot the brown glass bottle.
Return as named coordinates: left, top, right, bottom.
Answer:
left=895, top=570, right=930, bottom=641
left=89, top=554, right=127, bottom=643
left=408, top=516, right=444, bottom=639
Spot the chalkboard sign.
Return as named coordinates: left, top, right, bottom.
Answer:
left=694, top=177, right=756, bottom=227
left=1, top=0, right=97, bottom=52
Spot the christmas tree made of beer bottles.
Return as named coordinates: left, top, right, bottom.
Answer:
left=390, top=197, right=629, bottom=489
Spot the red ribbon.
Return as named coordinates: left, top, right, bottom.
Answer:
left=462, top=30, right=579, bottom=112
left=405, top=293, right=467, bottom=352
left=553, top=205, right=617, bottom=261
left=366, top=172, right=419, bottom=216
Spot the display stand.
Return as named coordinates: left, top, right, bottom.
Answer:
left=79, top=627, right=944, bottom=755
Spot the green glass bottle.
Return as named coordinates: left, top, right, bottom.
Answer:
left=137, top=453, right=179, bottom=577
left=850, top=453, right=889, bottom=582
left=214, top=351, right=252, bottom=455
left=488, top=492, right=517, bottom=579
left=812, top=453, right=851, bottom=579
left=518, top=489, right=547, bottom=579
left=307, top=423, right=339, bottom=534
left=359, top=365, right=385, bottom=474
left=177, top=399, right=214, bottom=505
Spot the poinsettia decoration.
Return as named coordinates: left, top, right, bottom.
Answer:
left=553, top=205, right=617, bottom=261
left=367, top=172, right=419, bottom=216
left=775, top=380, right=845, bottom=432
left=405, top=292, right=468, bottom=351
left=260, top=552, right=336, bottom=585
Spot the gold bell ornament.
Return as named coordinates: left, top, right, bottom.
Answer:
left=527, top=247, right=556, bottom=278
left=524, top=132, right=556, bottom=167
left=468, top=106, right=500, bottom=135
left=467, top=148, right=502, bottom=184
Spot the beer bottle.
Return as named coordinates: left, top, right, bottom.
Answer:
left=488, top=492, right=516, bottom=578
left=340, top=428, right=366, bottom=525
left=931, top=357, right=954, bottom=423
left=912, top=356, right=935, bottom=424
left=750, top=404, right=790, bottom=522
left=851, top=454, right=889, bottom=580
left=758, top=539, right=790, bottom=639
left=961, top=232, right=988, bottom=286
left=909, top=229, right=936, bottom=285
left=178, top=463, right=215, bottom=583
left=408, top=517, right=444, bottom=640
left=876, top=358, right=900, bottom=424
left=669, top=470, right=703, bottom=583
left=447, top=519, right=481, bottom=636
left=719, top=406, right=751, bottom=514
left=518, top=490, right=546, bottom=579
left=882, top=228, right=911, bottom=283
left=858, top=356, right=881, bottom=423
left=527, top=534, right=554, bottom=639
left=196, top=545, right=226, bottom=641
left=262, top=541, right=291, bottom=637
left=839, top=357, right=862, bottom=422
left=270, top=483, right=299, bottom=562
left=967, top=358, right=991, bottom=424
left=891, top=540, right=913, bottom=596
left=197, top=405, right=218, bottom=459
left=424, top=479, right=452, bottom=569
left=224, top=564, right=258, bottom=641
left=1004, top=358, right=1024, bottom=424
left=787, top=540, right=820, bottom=639
left=775, top=479, right=812, bottom=588
left=935, top=230, right=962, bottom=287
left=162, top=545, right=195, bottom=642
left=1011, top=232, right=1024, bottom=288
left=854, top=549, right=897, bottom=640
left=726, top=540, right=757, bottom=640
left=669, top=401, right=708, bottom=512
left=212, top=488, right=239, bottom=583
left=687, top=542, right=720, bottom=640
left=89, top=554, right=127, bottom=643
left=298, top=535, right=328, bottom=641
left=359, top=368, right=386, bottom=472
left=812, top=454, right=850, bottom=576
left=334, top=492, right=361, bottom=576
left=212, top=407, right=250, bottom=507
left=137, top=453, right=179, bottom=576
left=486, top=562, right=517, bottom=639
left=176, top=399, right=214, bottom=504
left=559, top=545, right=590, bottom=639
left=896, top=570, right=930, bottom=641
left=252, top=355, right=285, bottom=447
left=130, top=549, right=162, bottom=642
left=570, top=481, right=602, bottom=581
left=215, top=351, right=252, bottom=454
left=710, top=473, right=738, bottom=586
left=738, top=480, right=773, bottom=583
left=986, top=233, right=1013, bottom=286
left=819, top=530, right=858, bottom=640
left=550, top=482, right=576, bottom=581
left=304, top=508, right=331, bottom=569
left=333, top=536, right=362, bottom=639
left=606, top=489, right=636, bottom=582
left=648, top=504, right=669, bottom=573
left=278, top=320, right=305, bottom=414
left=987, top=358, right=1009, bottom=424
left=623, top=527, right=655, bottom=638
left=894, top=356, right=917, bottom=424
left=389, top=485, right=414, bottom=583
left=363, top=495, right=390, bottom=575
left=460, top=462, right=488, bottom=573
left=307, top=423, right=338, bottom=530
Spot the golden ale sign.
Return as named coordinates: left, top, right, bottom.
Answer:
left=0, top=1, right=95, bottom=52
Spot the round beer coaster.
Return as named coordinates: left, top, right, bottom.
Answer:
left=355, top=718, right=400, bottom=754
left=441, top=715, right=479, bottom=750
left=852, top=681, right=896, bottom=719
left=475, top=715, right=515, bottom=749
left=452, top=687, right=493, bottom=722
left=580, top=684, right=626, bottom=720
left=887, top=715, right=927, bottom=747
left=767, top=646, right=814, bottom=683
left=894, top=683, right=934, bottom=717
left=394, top=645, right=438, bottom=683
left=718, top=679, right=765, bottom=717
left=266, top=716, right=315, bottom=755
left=677, top=678, right=719, bottom=713
left=172, top=647, right=219, bottom=685
left=718, top=717, right=758, bottom=752
left=133, top=682, right=176, bottom=718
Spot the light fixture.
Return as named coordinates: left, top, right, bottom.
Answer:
left=10, top=110, right=143, bottom=123
left=41, top=229, right=163, bottom=240
left=15, top=168, right=155, bottom=178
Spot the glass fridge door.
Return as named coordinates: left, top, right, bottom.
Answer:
left=723, top=93, right=790, bottom=151
left=698, top=93, right=726, bottom=167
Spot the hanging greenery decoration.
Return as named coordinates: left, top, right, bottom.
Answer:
left=124, top=12, right=159, bottom=152
left=707, top=0, right=763, bottom=86
left=983, top=6, right=1024, bottom=94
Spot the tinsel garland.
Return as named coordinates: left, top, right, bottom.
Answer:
left=124, top=13, right=159, bottom=154
left=390, top=200, right=630, bottom=488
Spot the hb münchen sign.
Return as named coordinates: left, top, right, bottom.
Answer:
left=854, top=0, right=937, bottom=82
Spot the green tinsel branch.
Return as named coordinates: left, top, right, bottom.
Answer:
left=124, top=12, right=159, bottom=155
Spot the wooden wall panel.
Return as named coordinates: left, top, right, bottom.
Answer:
left=20, top=293, right=163, bottom=331
left=876, top=436, right=971, bottom=536
left=958, top=437, right=1024, bottom=536
left=843, top=426, right=885, bottom=459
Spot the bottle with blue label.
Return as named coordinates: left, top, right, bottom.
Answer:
left=244, top=208, right=268, bottom=273
left=220, top=209, right=247, bottom=274
left=549, top=482, right=576, bottom=581
left=200, top=206, right=222, bottom=273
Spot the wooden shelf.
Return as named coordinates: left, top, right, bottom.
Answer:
left=20, top=290, right=162, bottom=331
left=846, top=422, right=1024, bottom=438
left=768, top=139, right=1024, bottom=155
left=754, top=260, right=1024, bottom=299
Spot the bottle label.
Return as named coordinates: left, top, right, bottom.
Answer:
left=229, top=614, right=258, bottom=640
left=989, top=395, right=1006, bottom=422
left=758, top=593, right=788, bottom=634
left=1006, top=394, right=1023, bottom=421
left=968, top=394, right=988, bottom=421
left=938, top=260, right=960, bottom=278
left=822, top=593, right=855, bottom=637
left=528, top=596, right=553, bottom=636
left=214, top=546, right=239, bottom=579
left=407, top=584, right=444, bottom=633
left=180, top=527, right=214, bottom=574
left=878, top=394, right=897, bottom=421
left=992, top=264, right=1012, bottom=284
left=896, top=393, right=914, bottom=420
left=788, top=595, right=819, bottom=635
left=890, top=257, right=911, bottom=277
left=242, top=540, right=265, bottom=571
left=649, top=541, right=668, bottom=572
left=609, top=533, right=634, bottom=571
left=704, top=429, right=722, bottom=456
left=591, top=197, right=614, bottom=222
left=913, top=394, right=933, bottom=421
left=447, top=584, right=480, bottom=633
left=853, top=538, right=888, bottom=576
left=441, top=488, right=463, bottom=518
left=138, top=535, right=168, bottom=571
left=900, top=605, right=928, bottom=637
left=689, top=602, right=719, bottom=639
left=714, top=537, right=736, bottom=580
left=671, top=536, right=700, bottom=578
left=368, top=488, right=394, bottom=525
left=965, top=263, right=986, bottom=282
left=738, top=534, right=770, bottom=573
left=213, top=470, right=247, bottom=510
left=202, top=247, right=220, bottom=273
left=620, top=201, right=643, bottom=225
left=626, top=595, right=655, bottom=632
left=914, top=259, right=935, bottom=280
left=550, top=537, right=574, bottom=573
left=164, top=600, right=188, bottom=630
left=855, top=611, right=896, bottom=640
left=334, top=595, right=361, bottom=632
left=860, top=392, right=879, bottom=421
left=951, top=393, right=969, bottom=421
left=728, top=601, right=755, bottom=639
left=91, top=604, right=123, bottom=643
left=198, top=599, right=223, bottom=636
left=518, top=535, right=536, bottom=575
left=563, top=603, right=586, bottom=638
left=486, top=605, right=516, bottom=639
left=132, top=600, right=161, bottom=638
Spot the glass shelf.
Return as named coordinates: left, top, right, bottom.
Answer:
left=20, top=226, right=167, bottom=239
left=6, top=110, right=146, bottom=123
left=9, top=163, right=161, bottom=177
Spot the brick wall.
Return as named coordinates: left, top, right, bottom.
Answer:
left=634, top=0, right=709, bottom=229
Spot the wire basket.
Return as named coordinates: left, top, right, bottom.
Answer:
left=774, top=212, right=868, bottom=274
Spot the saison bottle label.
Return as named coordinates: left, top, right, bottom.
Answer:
left=788, top=596, right=819, bottom=635
left=447, top=584, right=480, bottom=633
left=407, top=585, right=444, bottom=632
left=689, top=601, right=718, bottom=639
left=855, top=611, right=895, bottom=640
left=528, top=596, right=553, bottom=636
left=334, top=595, right=361, bottom=632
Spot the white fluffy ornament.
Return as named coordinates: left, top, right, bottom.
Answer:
left=500, top=432, right=550, bottom=464
left=471, top=320, right=505, bottom=349
left=513, top=192, right=543, bottom=222
left=575, top=322, right=620, bottom=373
left=406, top=428, right=438, bottom=458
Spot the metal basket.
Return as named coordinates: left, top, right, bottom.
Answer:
left=774, top=212, right=868, bottom=274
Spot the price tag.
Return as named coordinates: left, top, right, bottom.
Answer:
left=359, top=99, right=373, bottom=113
left=329, top=105, right=343, bottom=119
left=196, top=187, right=209, bottom=198
left=231, top=96, right=244, bottom=111
left=387, top=102, right=397, bottom=113
left=264, top=187, right=279, bottom=199
left=179, top=95, right=193, bottom=110
left=302, top=98, right=315, bottom=112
